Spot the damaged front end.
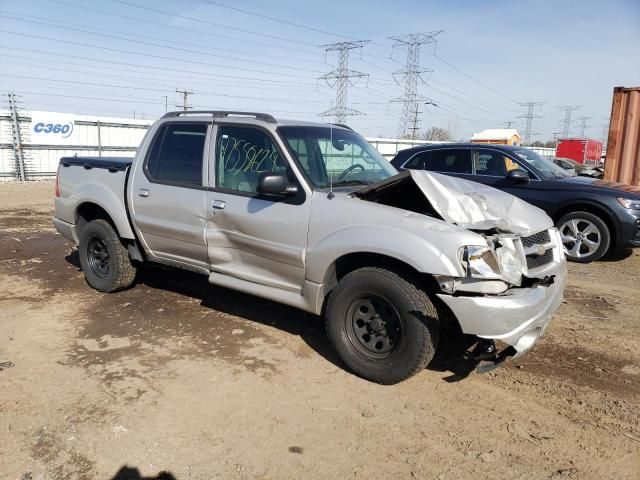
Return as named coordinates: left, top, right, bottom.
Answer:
left=435, top=227, right=567, bottom=364
left=355, top=170, right=568, bottom=368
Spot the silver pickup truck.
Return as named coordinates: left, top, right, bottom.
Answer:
left=54, top=111, right=567, bottom=384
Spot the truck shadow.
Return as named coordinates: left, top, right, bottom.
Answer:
left=65, top=253, right=480, bottom=382
left=110, top=466, right=176, bottom=479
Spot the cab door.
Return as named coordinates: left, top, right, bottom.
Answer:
left=129, top=121, right=211, bottom=269
left=204, top=124, right=311, bottom=292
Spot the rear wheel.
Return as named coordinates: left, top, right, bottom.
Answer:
left=78, top=219, right=137, bottom=292
left=325, top=267, right=439, bottom=384
left=556, top=211, right=610, bottom=263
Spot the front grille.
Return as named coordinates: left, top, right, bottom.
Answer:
left=522, top=230, right=551, bottom=248
left=526, top=249, right=554, bottom=269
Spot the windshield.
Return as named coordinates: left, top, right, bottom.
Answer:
left=279, top=126, right=397, bottom=188
left=513, top=148, right=572, bottom=179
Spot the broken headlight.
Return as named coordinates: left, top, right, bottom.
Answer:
left=495, top=245, right=523, bottom=286
left=462, top=246, right=502, bottom=279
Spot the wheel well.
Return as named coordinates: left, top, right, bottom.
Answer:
left=553, top=203, right=616, bottom=249
left=322, top=252, right=438, bottom=297
left=76, top=203, right=117, bottom=236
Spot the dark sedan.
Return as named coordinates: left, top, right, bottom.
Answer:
left=391, top=143, right=640, bottom=262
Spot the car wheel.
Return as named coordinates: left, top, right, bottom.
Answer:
left=78, top=219, right=137, bottom=292
left=556, top=211, right=610, bottom=263
left=325, top=267, right=439, bottom=384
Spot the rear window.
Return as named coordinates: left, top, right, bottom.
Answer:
left=425, top=149, right=471, bottom=174
left=146, top=123, right=207, bottom=185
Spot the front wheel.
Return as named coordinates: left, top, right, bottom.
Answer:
left=325, top=267, right=439, bottom=384
left=556, top=211, right=610, bottom=263
left=78, top=219, right=137, bottom=292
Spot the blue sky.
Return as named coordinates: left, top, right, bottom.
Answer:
left=0, top=0, right=638, bottom=140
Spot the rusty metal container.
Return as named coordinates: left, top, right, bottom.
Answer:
left=604, top=86, right=640, bottom=186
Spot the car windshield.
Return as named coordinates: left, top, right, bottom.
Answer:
left=514, top=148, right=572, bottom=179
left=279, top=126, right=397, bottom=188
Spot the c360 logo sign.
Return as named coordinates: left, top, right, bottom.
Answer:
left=33, top=121, right=74, bottom=138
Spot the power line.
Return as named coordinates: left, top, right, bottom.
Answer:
left=518, top=102, right=544, bottom=145
left=318, top=41, right=370, bottom=123
left=433, top=53, right=519, bottom=104
left=0, top=13, right=321, bottom=73
left=389, top=31, right=441, bottom=139
left=46, top=0, right=319, bottom=56
left=0, top=47, right=322, bottom=87
left=0, top=30, right=318, bottom=79
left=109, top=0, right=319, bottom=47
left=558, top=105, right=582, bottom=137
left=198, top=0, right=353, bottom=40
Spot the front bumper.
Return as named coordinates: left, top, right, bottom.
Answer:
left=436, top=261, right=567, bottom=356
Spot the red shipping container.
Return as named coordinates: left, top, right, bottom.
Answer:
left=556, top=139, right=603, bottom=165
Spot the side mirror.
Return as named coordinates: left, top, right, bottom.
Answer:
left=506, top=168, right=530, bottom=184
left=256, top=172, right=298, bottom=196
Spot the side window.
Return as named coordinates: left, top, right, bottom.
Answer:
left=216, top=126, right=288, bottom=194
left=425, top=149, right=471, bottom=174
left=146, top=123, right=207, bottom=185
left=473, top=150, right=508, bottom=176
left=404, top=151, right=430, bottom=169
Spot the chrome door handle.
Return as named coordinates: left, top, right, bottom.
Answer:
left=212, top=199, right=226, bottom=210
left=138, top=188, right=149, bottom=197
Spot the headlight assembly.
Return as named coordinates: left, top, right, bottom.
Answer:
left=462, top=246, right=502, bottom=279
left=617, top=197, right=640, bottom=210
left=495, top=245, right=523, bottom=286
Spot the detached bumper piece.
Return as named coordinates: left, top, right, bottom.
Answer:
left=437, top=262, right=567, bottom=358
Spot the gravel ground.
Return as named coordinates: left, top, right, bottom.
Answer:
left=1, top=181, right=639, bottom=480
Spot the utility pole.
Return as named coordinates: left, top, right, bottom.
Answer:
left=389, top=31, right=442, bottom=139
left=7, top=92, right=26, bottom=181
left=175, top=88, right=194, bottom=111
left=318, top=41, right=369, bottom=124
left=518, top=102, right=544, bottom=146
left=557, top=105, right=581, bottom=137
left=578, top=116, right=591, bottom=137
left=504, top=121, right=515, bottom=128
left=164, top=95, right=168, bottom=113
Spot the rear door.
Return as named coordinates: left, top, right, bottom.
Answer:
left=411, top=148, right=473, bottom=179
left=129, top=121, right=211, bottom=269
left=204, top=123, right=311, bottom=292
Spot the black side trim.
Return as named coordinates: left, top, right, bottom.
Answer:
left=60, top=156, right=132, bottom=172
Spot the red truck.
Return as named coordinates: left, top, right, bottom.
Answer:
left=556, top=139, right=603, bottom=165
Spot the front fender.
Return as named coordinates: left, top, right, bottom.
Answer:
left=305, top=224, right=467, bottom=284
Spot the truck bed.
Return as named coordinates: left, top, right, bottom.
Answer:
left=55, top=156, right=136, bottom=242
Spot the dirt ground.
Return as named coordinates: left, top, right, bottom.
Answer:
left=1, top=181, right=639, bottom=480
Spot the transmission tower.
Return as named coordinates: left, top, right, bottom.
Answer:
left=175, top=88, right=194, bottom=111
left=578, top=116, right=591, bottom=137
left=389, top=31, right=442, bottom=139
left=7, top=93, right=26, bottom=181
left=558, top=105, right=581, bottom=137
left=518, top=102, right=544, bottom=145
left=318, top=41, right=369, bottom=123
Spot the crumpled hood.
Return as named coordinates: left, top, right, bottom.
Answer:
left=410, top=171, right=552, bottom=235
left=355, top=170, right=552, bottom=236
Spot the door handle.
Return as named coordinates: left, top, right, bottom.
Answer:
left=212, top=199, right=226, bottom=210
left=138, top=188, right=149, bottom=197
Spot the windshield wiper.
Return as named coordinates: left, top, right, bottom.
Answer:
left=331, top=179, right=372, bottom=187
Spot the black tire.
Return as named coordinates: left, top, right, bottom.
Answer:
left=556, top=211, right=610, bottom=263
left=78, top=219, right=137, bottom=292
left=325, top=267, right=439, bottom=384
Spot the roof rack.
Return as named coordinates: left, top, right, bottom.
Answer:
left=162, top=110, right=277, bottom=123
left=329, top=123, right=354, bottom=131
